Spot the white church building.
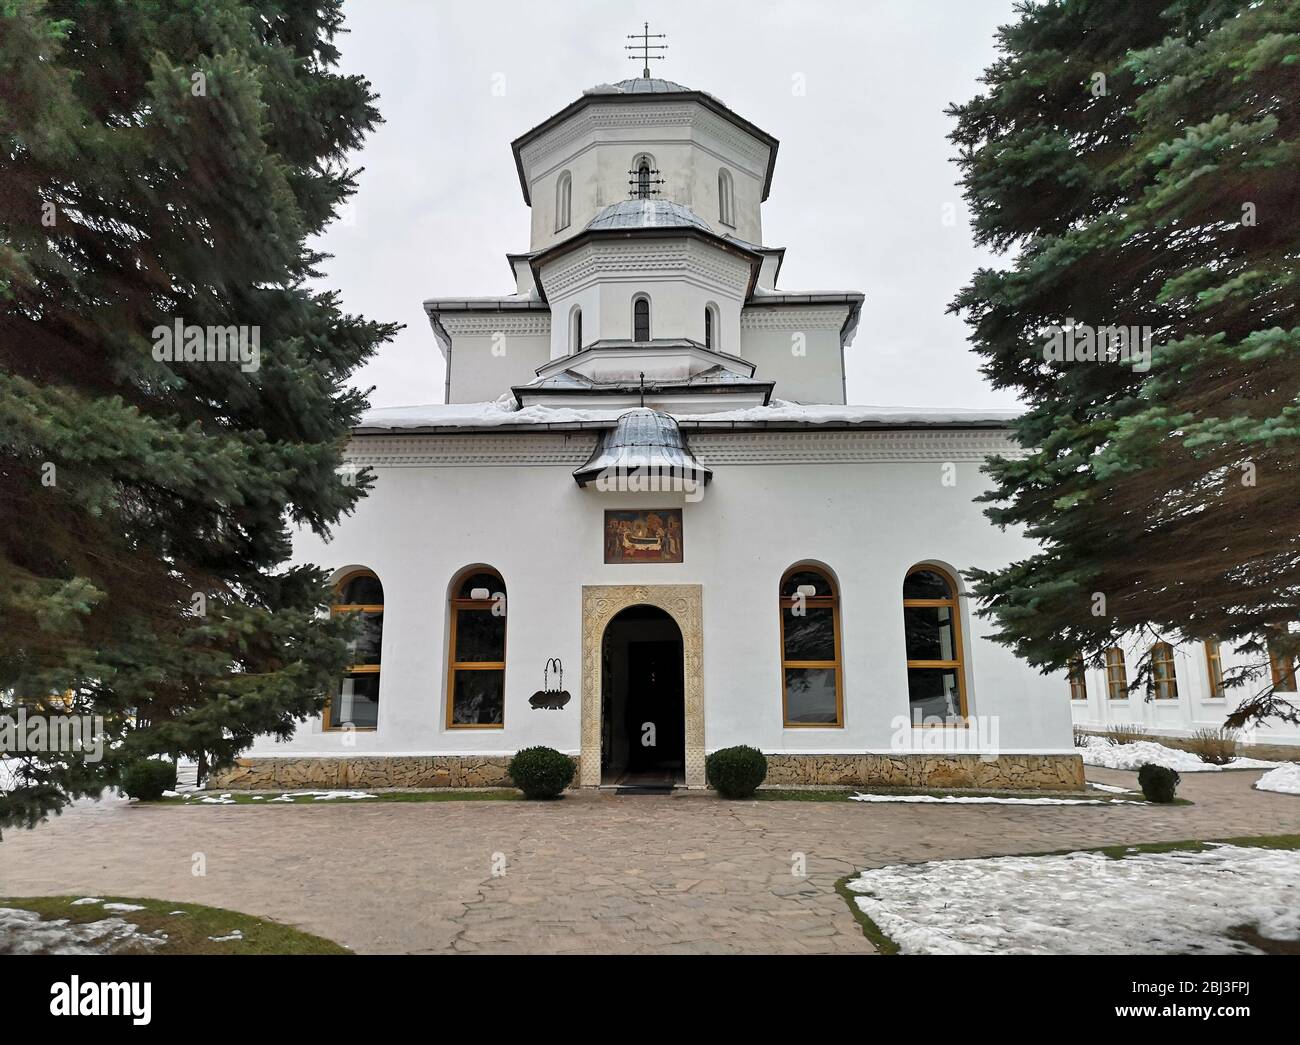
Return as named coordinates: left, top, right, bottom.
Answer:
left=218, top=69, right=1110, bottom=792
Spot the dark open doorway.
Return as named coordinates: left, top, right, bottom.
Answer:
left=600, top=605, right=685, bottom=787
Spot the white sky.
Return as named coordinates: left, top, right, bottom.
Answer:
left=313, top=0, right=1022, bottom=409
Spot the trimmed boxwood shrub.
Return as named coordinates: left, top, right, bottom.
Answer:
left=120, top=758, right=177, bottom=801
left=706, top=745, right=768, bottom=799
left=1137, top=763, right=1180, bottom=803
left=508, top=746, right=575, bottom=800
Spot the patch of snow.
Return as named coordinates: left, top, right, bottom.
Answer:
left=847, top=844, right=1300, bottom=955
left=1255, top=764, right=1300, bottom=795
left=1087, top=781, right=1135, bottom=794
left=70, top=897, right=104, bottom=906
left=101, top=902, right=145, bottom=912
left=168, top=911, right=185, bottom=916
left=251, top=795, right=264, bottom=801
left=269, top=790, right=376, bottom=801
left=208, top=930, right=243, bottom=942
left=849, top=793, right=1109, bottom=806
left=0, top=908, right=167, bottom=955
left=198, top=793, right=235, bottom=804
left=1080, top=737, right=1279, bottom=772
left=162, top=790, right=179, bottom=798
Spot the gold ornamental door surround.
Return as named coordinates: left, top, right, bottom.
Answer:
left=581, top=585, right=704, bottom=787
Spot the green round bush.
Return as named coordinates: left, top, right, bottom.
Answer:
left=508, top=746, right=575, bottom=800
left=120, top=758, right=177, bottom=801
left=1137, top=763, right=1180, bottom=803
left=706, top=745, right=768, bottom=799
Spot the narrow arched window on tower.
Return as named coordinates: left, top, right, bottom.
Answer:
left=637, top=159, right=651, bottom=199
left=633, top=296, right=650, bottom=342
left=570, top=306, right=582, bottom=353
left=704, top=307, right=713, bottom=350
left=555, top=171, right=572, bottom=231
left=718, top=168, right=734, bottom=226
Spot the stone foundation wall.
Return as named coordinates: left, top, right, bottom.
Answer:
left=213, top=752, right=1083, bottom=792
left=211, top=755, right=531, bottom=790
left=764, top=753, right=1085, bottom=792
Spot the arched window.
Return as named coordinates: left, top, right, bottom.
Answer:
left=779, top=566, right=843, bottom=726
left=1151, top=641, right=1179, bottom=700
left=717, top=168, right=734, bottom=226
left=555, top=171, right=572, bottom=231
left=704, top=303, right=719, bottom=351
left=1068, top=655, right=1088, bottom=701
left=1105, top=647, right=1128, bottom=700
left=635, top=155, right=653, bottom=199
left=570, top=305, right=583, bottom=353
left=1204, top=641, right=1225, bottom=699
left=328, top=570, right=383, bottom=730
left=447, top=568, right=507, bottom=727
left=902, top=565, right=966, bottom=719
left=633, top=296, right=651, bottom=342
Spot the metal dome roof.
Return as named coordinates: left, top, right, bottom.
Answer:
left=584, top=77, right=694, bottom=96
left=573, top=408, right=712, bottom=488
left=586, top=199, right=714, bottom=234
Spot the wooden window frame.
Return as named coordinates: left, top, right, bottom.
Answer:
left=1105, top=647, right=1128, bottom=701
left=325, top=569, right=382, bottom=732
left=1269, top=643, right=1297, bottom=693
left=1068, top=655, right=1088, bottom=702
left=778, top=566, right=844, bottom=728
left=1204, top=641, right=1226, bottom=700
left=903, top=564, right=968, bottom=720
left=446, top=568, right=507, bottom=730
left=1151, top=641, right=1179, bottom=700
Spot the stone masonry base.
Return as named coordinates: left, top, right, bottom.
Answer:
left=211, top=752, right=1084, bottom=792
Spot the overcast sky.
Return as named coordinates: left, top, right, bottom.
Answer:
left=312, top=0, right=1023, bottom=409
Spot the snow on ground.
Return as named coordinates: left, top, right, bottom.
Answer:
left=847, top=844, right=1300, bottom=955
left=850, top=793, right=1110, bottom=806
left=1255, top=764, right=1300, bottom=795
left=1080, top=737, right=1280, bottom=772
left=0, top=907, right=167, bottom=956
left=1087, top=781, right=1136, bottom=794
left=268, top=790, right=377, bottom=801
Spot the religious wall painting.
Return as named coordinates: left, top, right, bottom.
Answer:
left=603, top=509, right=683, bottom=564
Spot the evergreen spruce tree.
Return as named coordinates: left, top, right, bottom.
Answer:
left=949, top=0, right=1300, bottom=726
left=0, top=0, right=397, bottom=832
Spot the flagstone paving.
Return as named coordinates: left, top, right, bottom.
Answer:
left=1, top=767, right=1296, bottom=954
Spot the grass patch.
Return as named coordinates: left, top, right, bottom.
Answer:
left=153, top=788, right=520, bottom=805
left=836, top=833, right=1300, bottom=954
left=0, top=895, right=350, bottom=955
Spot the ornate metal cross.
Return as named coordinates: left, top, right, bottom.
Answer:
left=626, top=22, right=667, bottom=79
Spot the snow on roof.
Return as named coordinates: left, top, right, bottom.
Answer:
left=354, top=398, right=1022, bottom=433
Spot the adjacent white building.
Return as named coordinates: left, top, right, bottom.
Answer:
left=220, top=71, right=1111, bottom=792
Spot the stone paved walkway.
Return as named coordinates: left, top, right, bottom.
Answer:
left=1, top=768, right=1296, bottom=954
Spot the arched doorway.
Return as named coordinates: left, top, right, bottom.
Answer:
left=600, top=605, right=685, bottom=787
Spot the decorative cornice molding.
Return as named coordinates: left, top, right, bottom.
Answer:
left=347, top=433, right=598, bottom=467
left=689, top=429, right=1022, bottom=463
left=740, top=307, right=850, bottom=331
left=540, top=240, right=751, bottom=299
left=345, top=429, right=1022, bottom=467
left=439, top=313, right=552, bottom=338
left=520, top=102, right=770, bottom=184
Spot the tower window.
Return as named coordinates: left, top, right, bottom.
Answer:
left=570, top=306, right=582, bottom=353
left=718, top=168, right=735, bottom=226
left=555, top=171, right=572, bottom=231
left=633, top=296, right=650, bottom=342
left=637, top=159, right=651, bottom=199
